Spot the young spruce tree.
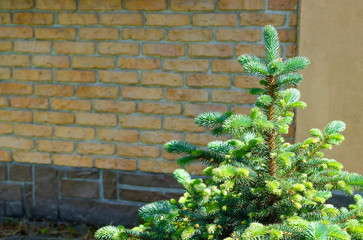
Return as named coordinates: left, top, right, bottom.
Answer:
left=95, top=25, right=363, bottom=239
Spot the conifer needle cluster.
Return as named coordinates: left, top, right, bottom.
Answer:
left=95, top=25, right=363, bottom=240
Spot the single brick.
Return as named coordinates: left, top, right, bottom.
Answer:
left=98, top=128, right=138, bottom=143
left=212, top=60, right=243, bottom=73
left=120, top=115, right=161, bottom=129
left=55, top=70, right=95, bottom=83
left=51, top=99, right=91, bottom=111
left=118, top=58, right=160, bottom=70
left=73, top=56, right=114, bottom=69
left=95, top=157, right=136, bottom=171
left=94, top=100, right=136, bottom=114
left=101, top=13, right=143, bottom=26
left=187, top=74, right=230, bottom=88
left=0, top=41, right=12, bottom=51
left=35, top=111, right=75, bottom=124
left=102, top=171, right=116, bottom=199
left=0, top=27, right=32, bottom=39
left=268, top=0, right=298, bottom=10
left=0, top=97, right=8, bottom=107
left=0, top=110, right=32, bottom=122
left=171, top=0, right=214, bottom=11
left=0, top=136, right=34, bottom=150
left=77, top=112, right=117, bottom=126
left=55, top=126, right=95, bottom=140
left=122, top=87, right=163, bottom=100
left=233, top=75, right=260, bottom=89
left=0, top=55, right=30, bottom=67
left=0, top=123, right=13, bottom=135
left=0, top=68, right=10, bottom=79
left=80, top=0, right=121, bottom=10
left=14, top=41, right=51, bottom=53
left=99, top=71, right=138, bottom=84
left=143, top=43, right=184, bottom=57
left=98, top=42, right=139, bottom=56
left=118, top=144, right=159, bottom=158
left=54, top=155, right=93, bottom=168
left=138, top=160, right=179, bottom=174
left=289, top=13, right=298, bottom=27
left=230, top=106, right=252, bottom=115
left=10, top=164, right=32, bottom=182
left=125, top=0, right=167, bottom=10
left=122, top=28, right=164, bottom=41
left=235, top=44, right=265, bottom=57
left=60, top=180, right=99, bottom=199
left=141, top=72, right=183, bottom=86
left=166, top=89, right=208, bottom=102
left=188, top=44, right=232, bottom=57
left=138, top=102, right=182, bottom=115
left=13, top=152, right=50, bottom=164
left=218, top=0, right=265, bottom=10
left=192, top=14, right=237, bottom=26
left=0, top=83, right=33, bottom=95
left=0, top=0, right=33, bottom=9
left=37, top=0, right=76, bottom=10
left=33, top=55, right=70, bottom=68
left=38, top=140, right=74, bottom=153
left=0, top=13, right=10, bottom=24
left=78, top=85, right=119, bottom=99
left=141, top=131, right=182, bottom=144
left=216, top=29, right=262, bottom=42
left=285, top=45, right=296, bottom=57
left=35, top=28, right=76, bottom=40
left=146, top=14, right=189, bottom=26
left=13, top=69, right=52, bottom=82
left=0, top=150, right=11, bottom=162
left=54, top=41, right=95, bottom=55
left=58, top=13, right=98, bottom=25
left=11, top=97, right=48, bottom=109
left=212, top=90, right=256, bottom=104
left=78, top=142, right=115, bottom=155
left=14, top=12, right=53, bottom=25
left=163, top=59, right=208, bottom=72
left=277, top=29, right=297, bottom=43
left=240, top=13, right=286, bottom=26
left=163, top=117, right=204, bottom=132
left=184, top=103, right=228, bottom=117
left=167, top=29, right=212, bottom=42
left=15, top=124, right=52, bottom=137
left=79, top=28, right=118, bottom=40
left=35, top=84, right=75, bottom=97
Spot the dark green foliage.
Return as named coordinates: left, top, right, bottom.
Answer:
left=95, top=25, right=363, bottom=240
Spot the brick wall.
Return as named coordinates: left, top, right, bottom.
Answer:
left=0, top=0, right=298, bottom=225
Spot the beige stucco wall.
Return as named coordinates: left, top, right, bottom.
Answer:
left=297, top=0, right=363, bottom=174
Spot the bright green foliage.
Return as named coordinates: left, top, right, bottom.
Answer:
left=95, top=25, right=363, bottom=240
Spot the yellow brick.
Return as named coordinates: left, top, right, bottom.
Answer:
left=143, top=43, right=185, bottom=57
left=0, top=150, right=11, bottom=162
left=95, top=157, right=136, bottom=171
left=14, top=12, right=54, bottom=25
left=289, top=13, right=298, bottom=27
left=0, top=55, right=30, bottom=67
left=78, top=85, right=119, bottom=99
left=98, top=128, right=138, bottom=143
left=188, top=44, right=232, bottom=57
left=141, top=131, right=182, bottom=144
left=35, top=84, right=74, bottom=97
left=0, top=136, right=34, bottom=150
left=216, top=29, right=262, bottom=42
left=212, top=60, right=244, bottom=73
left=0, top=41, right=12, bottom=51
left=0, top=0, right=34, bottom=9
left=138, top=102, right=182, bottom=115
left=212, top=90, right=256, bottom=104
left=146, top=14, right=189, bottom=26
left=184, top=103, right=228, bottom=117
left=58, top=13, right=98, bottom=25
left=167, top=29, right=212, bottom=42
left=37, top=0, right=76, bottom=10
left=99, top=71, right=138, bottom=84
left=277, top=29, right=297, bottom=43
left=163, top=117, right=204, bottom=132
left=233, top=75, right=260, bottom=89
left=118, top=144, right=159, bottom=158
left=15, top=124, right=52, bottom=137
left=77, top=112, right=117, bottom=126
left=166, top=88, right=208, bottom=102
left=35, top=111, right=75, bottom=124
left=33, top=55, right=70, bottom=68
left=122, top=28, right=164, bottom=41
left=0, top=97, right=8, bottom=107
left=118, top=58, right=160, bottom=70
left=13, top=69, right=52, bottom=82
left=0, top=27, right=32, bottom=39
left=51, top=99, right=91, bottom=111
left=79, top=27, right=119, bottom=40
left=192, top=14, right=237, bottom=26
left=269, top=0, right=298, bottom=10
left=0, top=123, right=13, bottom=135
left=163, top=59, right=208, bottom=72
left=14, top=152, right=51, bottom=164
left=98, top=42, right=139, bottom=56
left=55, top=126, right=95, bottom=140
left=73, top=56, right=114, bottom=69
left=230, top=106, right=252, bottom=115
left=125, top=0, right=167, bottom=10
left=122, top=87, right=163, bottom=100
left=138, top=160, right=178, bottom=174
left=35, top=28, right=76, bottom=40
left=11, top=97, right=48, bottom=109
left=0, top=83, right=33, bottom=95
left=78, top=142, right=116, bottom=155
left=186, top=74, right=230, bottom=88
left=38, top=140, right=74, bottom=153
left=0, top=13, right=10, bottom=24
left=0, top=110, right=32, bottom=122
left=120, top=115, right=161, bottom=129
left=218, top=0, right=265, bottom=10
left=54, top=154, right=93, bottom=168
left=55, top=70, right=95, bottom=83
left=101, top=13, right=143, bottom=26
left=171, top=0, right=214, bottom=11
left=54, top=41, right=95, bottom=55
left=94, top=100, right=136, bottom=114
left=185, top=133, right=228, bottom=146
left=240, top=13, right=286, bottom=26
left=141, top=72, right=183, bottom=86
left=235, top=44, right=265, bottom=57
left=80, top=0, right=121, bottom=10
